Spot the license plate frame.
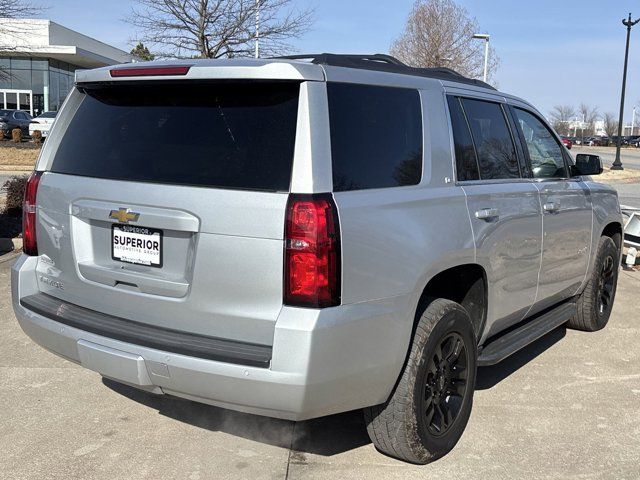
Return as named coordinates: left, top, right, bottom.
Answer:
left=111, top=224, right=163, bottom=268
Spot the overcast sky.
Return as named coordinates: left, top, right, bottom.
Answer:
left=44, top=0, right=640, bottom=122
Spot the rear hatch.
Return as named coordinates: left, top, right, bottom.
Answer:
left=33, top=79, right=301, bottom=347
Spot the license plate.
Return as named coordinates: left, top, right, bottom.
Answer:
left=112, top=224, right=163, bottom=268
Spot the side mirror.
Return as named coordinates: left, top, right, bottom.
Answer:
left=574, top=154, right=603, bottom=176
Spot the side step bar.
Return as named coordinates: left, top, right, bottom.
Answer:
left=478, top=301, right=576, bottom=367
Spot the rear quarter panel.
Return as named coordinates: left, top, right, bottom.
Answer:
left=333, top=86, right=474, bottom=359
left=586, top=180, right=623, bottom=273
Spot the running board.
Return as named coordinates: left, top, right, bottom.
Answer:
left=478, top=302, right=576, bottom=367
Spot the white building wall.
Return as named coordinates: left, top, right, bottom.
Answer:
left=48, top=21, right=132, bottom=64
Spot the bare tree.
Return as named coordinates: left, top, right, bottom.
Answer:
left=0, top=1, right=45, bottom=78
left=390, top=0, right=500, bottom=82
left=128, top=0, right=313, bottom=59
left=578, top=102, right=599, bottom=135
left=549, top=104, right=576, bottom=123
left=602, top=112, right=618, bottom=138
left=0, top=0, right=40, bottom=18
left=549, top=104, right=575, bottom=136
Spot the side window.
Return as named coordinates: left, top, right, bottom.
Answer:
left=327, top=83, right=423, bottom=191
left=447, top=96, right=479, bottom=181
left=513, top=108, right=567, bottom=179
left=461, top=98, right=520, bottom=180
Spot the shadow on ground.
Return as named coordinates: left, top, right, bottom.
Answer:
left=476, top=326, right=566, bottom=390
left=103, top=327, right=567, bottom=457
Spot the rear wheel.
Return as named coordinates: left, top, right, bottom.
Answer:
left=363, top=298, right=477, bottom=464
left=567, top=236, right=620, bottom=332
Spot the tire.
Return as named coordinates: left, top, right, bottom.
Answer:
left=567, top=236, right=620, bottom=332
left=363, top=298, right=477, bottom=464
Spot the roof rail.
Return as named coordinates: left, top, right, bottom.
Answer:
left=275, top=53, right=496, bottom=90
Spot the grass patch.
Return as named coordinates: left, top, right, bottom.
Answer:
left=0, top=142, right=40, bottom=168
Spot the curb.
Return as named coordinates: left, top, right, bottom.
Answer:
left=0, top=237, right=22, bottom=256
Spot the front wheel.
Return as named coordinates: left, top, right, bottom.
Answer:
left=567, top=236, right=620, bottom=332
left=363, top=298, right=477, bottom=464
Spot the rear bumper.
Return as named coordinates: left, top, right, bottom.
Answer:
left=12, top=254, right=414, bottom=421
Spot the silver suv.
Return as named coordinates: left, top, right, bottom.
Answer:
left=11, top=54, right=623, bottom=464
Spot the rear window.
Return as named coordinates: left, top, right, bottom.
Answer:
left=51, top=82, right=300, bottom=192
left=327, top=83, right=423, bottom=191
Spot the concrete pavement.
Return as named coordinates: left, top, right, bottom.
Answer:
left=1, top=252, right=639, bottom=479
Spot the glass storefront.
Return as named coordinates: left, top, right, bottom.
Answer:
left=0, top=57, right=77, bottom=115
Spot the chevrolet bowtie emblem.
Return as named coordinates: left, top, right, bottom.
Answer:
left=109, top=208, right=140, bottom=224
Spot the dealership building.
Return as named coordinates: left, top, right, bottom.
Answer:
left=0, top=18, right=134, bottom=116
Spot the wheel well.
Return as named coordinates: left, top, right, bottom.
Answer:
left=602, top=222, right=623, bottom=250
left=416, top=264, right=487, bottom=342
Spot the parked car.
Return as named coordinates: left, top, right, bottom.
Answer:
left=588, top=136, right=606, bottom=146
left=560, top=135, right=572, bottom=149
left=622, top=135, right=640, bottom=146
left=11, top=55, right=623, bottom=465
left=0, top=109, right=32, bottom=138
left=28, top=111, right=57, bottom=139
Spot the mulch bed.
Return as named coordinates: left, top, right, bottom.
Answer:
left=0, top=213, right=21, bottom=239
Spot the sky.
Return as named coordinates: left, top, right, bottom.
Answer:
left=41, top=0, right=640, bottom=123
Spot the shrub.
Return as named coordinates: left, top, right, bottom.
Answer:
left=32, top=130, right=42, bottom=144
left=11, top=128, right=21, bottom=143
left=1, top=175, right=28, bottom=216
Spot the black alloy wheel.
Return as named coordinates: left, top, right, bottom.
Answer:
left=596, top=253, right=616, bottom=317
left=421, top=332, right=469, bottom=436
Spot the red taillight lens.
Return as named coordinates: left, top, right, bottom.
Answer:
left=22, top=171, right=42, bottom=256
left=109, top=66, right=191, bottom=77
left=284, top=194, right=341, bottom=308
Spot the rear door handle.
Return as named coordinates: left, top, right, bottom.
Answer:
left=475, top=208, right=500, bottom=220
left=543, top=202, right=560, bottom=213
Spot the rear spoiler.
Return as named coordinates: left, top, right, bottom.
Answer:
left=75, top=59, right=325, bottom=84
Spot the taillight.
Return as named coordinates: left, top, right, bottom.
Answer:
left=22, top=171, right=42, bottom=256
left=284, top=194, right=341, bottom=308
left=109, top=65, right=191, bottom=77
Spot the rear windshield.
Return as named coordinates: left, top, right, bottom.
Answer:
left=51, top=82, right=300, bottom=192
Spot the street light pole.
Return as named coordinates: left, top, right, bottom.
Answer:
left=612, top=12, right=640, bottom=170
left=254, top=0, right=260, bottom=59
left=473, top=33, right=490, bottom=82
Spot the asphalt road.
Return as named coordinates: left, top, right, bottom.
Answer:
left=572, top=145, right=640, bottom=171
left=1, top=252, right=639, bottom=479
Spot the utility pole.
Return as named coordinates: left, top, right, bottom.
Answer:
left=472, top=34, right=490, bottom=82
left=254, top=0, right=260, bottom=59
left=612, top=12, right=640, bottom=170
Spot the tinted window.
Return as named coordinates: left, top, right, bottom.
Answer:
left=461, top=99, right=520, bottom=180
left=447, top=96, right=479, bottom=181
left=51, top=82, right=300, bottom=192
left=328, top=83, right=422, bottom=191
left=514, top=108, right=567, bottom=178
